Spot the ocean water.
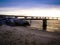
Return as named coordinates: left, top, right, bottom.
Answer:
left=47, top=20, right=60, bottom=32
left=27, top=20, right=60, bottom=32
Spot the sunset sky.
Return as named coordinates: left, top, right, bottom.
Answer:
left=0, top=0, right=60, bottom=17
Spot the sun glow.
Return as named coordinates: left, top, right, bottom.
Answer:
left=0, top=8, right=60, bottom=17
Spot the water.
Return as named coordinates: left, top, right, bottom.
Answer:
left=27, top=20, right=60, bottom=32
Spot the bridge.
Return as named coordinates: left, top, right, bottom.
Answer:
left=0, top=15, right=60, bottom=31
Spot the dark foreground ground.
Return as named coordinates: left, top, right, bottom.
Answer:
left=0, top=25, right=60, bottom=45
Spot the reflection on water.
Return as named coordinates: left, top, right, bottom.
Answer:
left=27, top=20, right=60, bottom=32
left=47, top=20, right=60, bottom=32
left=27, top=20, right=43, bottom=30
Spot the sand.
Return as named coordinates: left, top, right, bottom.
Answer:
left=0, top=25, right=60, bottom=45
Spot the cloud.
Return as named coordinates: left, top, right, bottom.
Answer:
left=0, top=7, right=60, bottom=17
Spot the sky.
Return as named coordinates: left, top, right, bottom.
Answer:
left=0, top=0, right=60, bottom=17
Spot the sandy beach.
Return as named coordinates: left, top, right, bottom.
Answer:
left=0, top=25, right=60, bottom=45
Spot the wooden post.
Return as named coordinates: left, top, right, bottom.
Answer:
left=25, top=17, right=27, bottom=19
left=15, top=16, right=18, bottom=19
left=42, top=17, right=47, bottom=31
